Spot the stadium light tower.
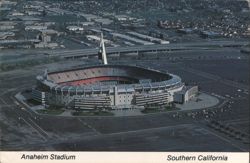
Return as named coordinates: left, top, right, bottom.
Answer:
left=98, top=32, right=108, bottom=65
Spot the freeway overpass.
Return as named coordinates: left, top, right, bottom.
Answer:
left=47, top=40, right=249, bottom=59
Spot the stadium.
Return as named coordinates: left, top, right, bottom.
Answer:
left=31, top=33, right=192, bottom=110
left=32, top=64, right=184, bottom=110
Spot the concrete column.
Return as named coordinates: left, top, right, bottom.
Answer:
left=114, top=86, right=118, bottom=106
left=41, top=92, right=46, bottom=106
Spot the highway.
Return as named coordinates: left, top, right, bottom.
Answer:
left=46, top=40, right=249, bottom=59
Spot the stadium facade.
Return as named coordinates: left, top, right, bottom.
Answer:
left=32, top=33, right=196, bottom=110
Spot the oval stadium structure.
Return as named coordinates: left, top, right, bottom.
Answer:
left=32, top=34, right=185, bottom=110
left=32, top=64, right=184, bottom=110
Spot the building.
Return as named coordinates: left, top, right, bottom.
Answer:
left=86, top=35, right=112, bottom=44
left=34, top=32, right=58, bottom=49
left=200, top=31, right=221, bottom=38
left=66, top=26, right=84, bottom=32
left=81, top=22, right=95, bottom=26
left=94, top=18, right=113, bottom=25
left=0, top=25, right=14, bottom=31
left=111, top=32, right=154, bottom=45
left=25, top=25, right=47, bottom=31
left=78, top=14, right=100, bottom=21
left=127, top=32, right=169, bottom=44
left=0, top=32, right=15, bottom=40
left=174, top=86, right=199, bottom=104
left=177, top=28, right=195, bottom=34
left=38, top=29, right=59, bottom=36
left=25, top=11, right=42, bottom=16
left=114, top=15, right=136, bottom=21
left=11, top=12, right=25, bottom=16
left=34, top=42, right=58, bottom=49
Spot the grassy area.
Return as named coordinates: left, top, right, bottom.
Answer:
left=72, top=110, right=114, bottom=116
left=26, top=99, right=41, bottom=106
left=141, top=105, right=178, bottom=114
left=36, top=109, right=65, bottom=115
left=165, top=105, right=172, bottom=110
left=141, top=109, right=160, bottom=113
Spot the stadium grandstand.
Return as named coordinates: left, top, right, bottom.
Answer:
left=32, top=33, right=196, bottom=110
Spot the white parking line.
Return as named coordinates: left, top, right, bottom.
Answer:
left=202, top=127, right=247, bottom=152
left=78, top=118, right=101, bottom=135
left=28, top=118, right=49, bottom=137
left=20, top=117, right=47, bottom=141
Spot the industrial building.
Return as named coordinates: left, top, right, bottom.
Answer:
left=111, top=32, right=154, bottom=45
left=127, top=31, right=169, bottom=44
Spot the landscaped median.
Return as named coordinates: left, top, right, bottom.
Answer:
left=36, top=109, right=65, bottom=115
left=35, top=105, right=65, bottom=115
left=71, top=110, right=114, bottom=116
left=141, top=105, right=179, bottom=114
